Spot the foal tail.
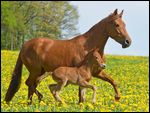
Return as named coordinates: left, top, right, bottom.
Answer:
left=5, top=51, right=23, bottom=103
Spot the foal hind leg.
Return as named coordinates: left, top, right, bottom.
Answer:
left=49, top=84, right=62, bottom=102
left=48, top=84, right=57, bottom=97
left=49, top=80, right=67, bottom=102
left=55, top=81, right=67, bottom=102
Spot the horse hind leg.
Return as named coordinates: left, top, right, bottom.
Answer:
left=26, top=78, right=43, bottom=104
left=33, top=68, right=46, bottom=102
left=34, top=75, right=48, bottom=102
left=25, top=71, right=45, bottom=104
left=34, top=84, right=43, bottom=102
left=25, top=78, right=35, bottom=105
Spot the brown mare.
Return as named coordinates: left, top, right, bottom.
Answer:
left=5, top=9, right=132, bottom=104
left=49, top=48, right=105, bottom=104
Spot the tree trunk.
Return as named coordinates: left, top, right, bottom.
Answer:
left=11, top=33, right=13, bottom=50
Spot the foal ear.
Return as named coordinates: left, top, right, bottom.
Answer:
left=119, top=10, right=124, bottom=18
left=113, top=9, right=118, bottom=15
left=95, top=48, right=99, bottom=52
left=93, top=49, right=99, bottom=58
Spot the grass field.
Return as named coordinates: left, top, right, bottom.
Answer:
left=1, top=50, right=149, bottom=112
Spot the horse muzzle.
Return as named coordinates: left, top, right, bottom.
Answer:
left=122, top=39, right=131, bottom=48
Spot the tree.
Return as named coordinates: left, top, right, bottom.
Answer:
left=1, top=1, right=79, bottom=50
left=1, top=1, right=17, bottom=50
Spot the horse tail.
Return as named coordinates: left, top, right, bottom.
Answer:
left=5, top=51, right=23, bottom=103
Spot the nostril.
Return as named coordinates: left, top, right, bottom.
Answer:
left=125, top=40, right=130, bottom=45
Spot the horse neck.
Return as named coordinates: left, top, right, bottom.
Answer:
left=83, top=20, right=109, bottom=55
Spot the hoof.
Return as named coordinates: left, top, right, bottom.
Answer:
left=78, top=99, right=85, bottom=104
left=38, top=95, right=43, bottom=102
left=115, top=96, right=120, bottom=102
left=92, top=101, right=96, bottom=105
left=48, top=85, right=54, bottom=94
left=5, top=101, right=10, bottom=105
left=92, top=99, right=96, bottom=104
left=27, top=101, right=32, bottom=105
left=78, top=101, right=84, bottom=104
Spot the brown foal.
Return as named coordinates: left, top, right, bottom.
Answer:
left=49, top=48, right=106, bottom=103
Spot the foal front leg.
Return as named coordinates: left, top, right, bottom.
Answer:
left=79, top=87, right=86, bottom=103
left=80, top=81, right=97, bottom=104
left=95, top=70, right=120, bottom=101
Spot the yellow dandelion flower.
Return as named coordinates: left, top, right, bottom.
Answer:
left=34, top=108, right=40, bottom=112
left=40, top=101, right=46, bottom=106
left=87, top=103, right=94, bottom=109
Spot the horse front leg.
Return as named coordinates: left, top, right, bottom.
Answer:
left=94, top=70, right=120, bottom=101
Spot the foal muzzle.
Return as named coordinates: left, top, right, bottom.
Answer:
left=100, top=64, right=106, bottom=69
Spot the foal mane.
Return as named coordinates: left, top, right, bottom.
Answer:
left=77, top=48, right=99, bottom=68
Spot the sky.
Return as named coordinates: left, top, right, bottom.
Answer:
left=70, top=1, right=149, bottom=56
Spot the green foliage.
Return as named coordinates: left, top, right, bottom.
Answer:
left=1, top=1, right=79, bottom=50
left=1, top=51, right=149, bottom=112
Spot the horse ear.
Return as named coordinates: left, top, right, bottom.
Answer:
left=119, top=10, right=124, bottom=18
left=113, top=9, right=118, bottom=15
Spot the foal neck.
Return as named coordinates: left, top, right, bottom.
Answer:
left=79, top=61, right=92, bottom=73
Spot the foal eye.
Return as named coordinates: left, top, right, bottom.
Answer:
left=115, top=24, right=119, bottom=27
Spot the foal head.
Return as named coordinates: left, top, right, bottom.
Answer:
left=82, top=48, right=106, bottom=69
left=105, top=9, right=132, bottom=48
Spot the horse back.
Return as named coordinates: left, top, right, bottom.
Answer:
left=21, top=37, right=85, bottom=72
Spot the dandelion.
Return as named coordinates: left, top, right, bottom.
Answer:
left=1, top=51, right=149, bottom=112
left=34, top=108, right=40, bottom=112
left=87, top=103, right=94, bottom=110
left=40, top=101, right=46, bottom=106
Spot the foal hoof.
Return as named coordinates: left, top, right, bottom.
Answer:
left=115, top=96, right=120, bottom=102
left=27, top=101, right=32, bottom=105
left=38, top=95, right=43, bottom=102
left=48, top=85, right=55, bottom=93
left=92, top=99, right=96, bottom=104
left=92, top=101, right=96, bottom=105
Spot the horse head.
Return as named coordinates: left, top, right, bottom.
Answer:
left=105, top=9, right=132, bottom=48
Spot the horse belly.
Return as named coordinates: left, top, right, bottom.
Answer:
left=39, top=41, right=82, bottom=72
left=21, top=38, right=84, bottom=72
